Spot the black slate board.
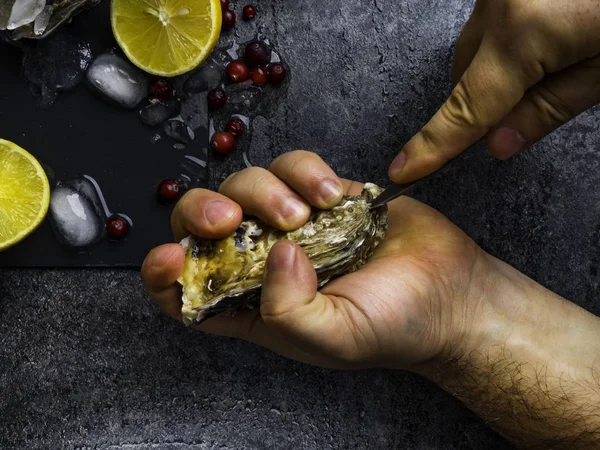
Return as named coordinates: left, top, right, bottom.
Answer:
left=0, top=2, right=208, bottom=268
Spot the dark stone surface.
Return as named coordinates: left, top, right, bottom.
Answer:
left=3, top=0, right=600, bottom=448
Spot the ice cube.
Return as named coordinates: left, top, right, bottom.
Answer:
left=22, top=29, right=93, bottom=108
left=49, top=183, right=106, bottom=249
left=179, top=155, right=208, bottom=190
left=5, top=0, right=46, bottom=30
left=225, top=81, right=261, bottom=110
left=139, top=99, right=182, bottom=127
left=86, top=52, right=149, bottom=109
left=183, top=65, right=222, bottom=94
left=207, top=49, right=233, bottom=72
left=164, top=119, right=194, bottom=144
left=33, top=4, right=52, bottom=35
left=180, top=93, right=208, bottom=130
left=270, top=51, right=281, bottom=63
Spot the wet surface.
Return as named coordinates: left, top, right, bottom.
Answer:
left=2, top=0, right=600, bottom=448
left=0, top=2, right=209, bottom=267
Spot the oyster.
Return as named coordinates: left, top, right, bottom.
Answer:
left=0, top=0, right=100, bottom=40
left=178, top=183, right=388, bottom=326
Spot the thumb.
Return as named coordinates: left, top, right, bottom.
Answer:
left=260, top=241, right=341, bottom=355
left=486, top=55, right=600, bottom=160
left=389, top=41, right=539, bottom=184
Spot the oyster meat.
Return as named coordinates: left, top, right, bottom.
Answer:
left=178, top=183, right=388, bottom=326
left=0, top=0, right=100, bottom=40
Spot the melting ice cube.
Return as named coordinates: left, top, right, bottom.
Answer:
left=164, top=119, right=195, bottom=144
left=86, top=53, right=149, bottom=109
left=33, top=4, right=52, bottom=36
left=139, top=99, right=181, bottom=127
left=3, top=0, right=46, bottom=30
left=180, top=93, right=208, bottom=131
left=225, top=81, right=261, bottom=110
left=183, top=65, right=222, bottom=94
left=49, top=179, right=107, bottom=249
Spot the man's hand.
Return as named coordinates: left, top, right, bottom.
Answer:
left=389, top=0, right=600, bottom=184
left=142, top=150, right=490, bottom=370
left=142, top=151, right=600, bottom=448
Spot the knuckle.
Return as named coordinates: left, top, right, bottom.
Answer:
left=530, top=85, right=574, bottom=126
left=269, top=150, right=318, bottom=173
left=441, top=83, right=481, bottom=129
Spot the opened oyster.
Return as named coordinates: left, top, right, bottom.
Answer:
left=0, top=0, right=100, bottom=40
left=178, top=183, right=388, bottom=326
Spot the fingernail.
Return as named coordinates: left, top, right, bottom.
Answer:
left=488, top=127, right=528, bottom=160
left=319, top=179, right=343, bottom=204
left=269, top=242, right=296, bottom=272
left=205, top=201, right=235, bottom=226
left=281, top=198, right=309, bottom=221
left=389, top=151, right=407, bottom=179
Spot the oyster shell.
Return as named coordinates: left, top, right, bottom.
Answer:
left=178, top=183, right=388, bottom=326
left=0, top=0, right=100, bottom=40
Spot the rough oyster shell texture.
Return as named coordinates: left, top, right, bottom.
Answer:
left=0, top=0, right=100, bottom=40
left=178, top=183, right=388, bottom=326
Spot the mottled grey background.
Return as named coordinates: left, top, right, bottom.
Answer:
left=2, top=0, right=600, bottom=448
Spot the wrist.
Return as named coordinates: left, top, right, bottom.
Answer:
left=416, top=254, right=600, bottom=447
left=418, top=250, right=600, bottom=397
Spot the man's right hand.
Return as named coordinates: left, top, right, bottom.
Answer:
left=389, top=0, right=600, bottom=184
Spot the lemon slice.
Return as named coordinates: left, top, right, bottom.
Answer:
left=111, top=0, right=222, bottom=77
left=0, top=139, right=50, bottom=251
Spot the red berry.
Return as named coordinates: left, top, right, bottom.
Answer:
left=157, top=179, right=180, bottom=203
left=150, top=80, right=170, bottom=99
left=212, top=132, right=236, bottom=155
left=226, top=60, right=250, bottom=83
left=250, top=66, right=268, bottom=86
left=222, top=10, right=236, bottom=30
left=225, top=118, right=245, bottom=138
left=106, top=215, right=129, bottom=240
left=244, top=41, right=270, bottom=67
left=207, top=88, right=227, bottom=109
left=220, top=0, right=229, bottom=9
left=242, top=5, right=256, bottom=21
left=268, top=63, right=287, bottom=85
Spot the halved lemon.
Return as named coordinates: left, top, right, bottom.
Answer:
left=0, top=139, right=50, bottom=251
left=111, top=0, right=222, bottom=77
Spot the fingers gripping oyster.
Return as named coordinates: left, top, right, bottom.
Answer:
left=178, top=183, right=388, bottom=326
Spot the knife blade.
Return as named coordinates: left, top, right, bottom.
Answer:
left=369, top=180, right=420, bottom=209
left=370, top=148, right=474, bottom=209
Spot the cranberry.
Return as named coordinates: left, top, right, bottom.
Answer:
left=268, top=63, right=287, bottom=85
left=222, top=10, right=236, bottom=30
left=250, top=66, right=268, bottom=86
left=157, top=179, right=180, bottom=203
left=244, top=41, right=270, bottom=67
left=227, top=60, right=250, bottom=83
left=150, top=80, right=170, bottom=99
left=220, top=0, right=229, bottom=9
left=212, top=132, right=236, bottom=155
left=207, top=88, right=227, bottom=109
left=106, top=215, right=129, bottom=240
left=242, top=5, right=256, bottom=21
left=225, top=118, right=245, bottom=138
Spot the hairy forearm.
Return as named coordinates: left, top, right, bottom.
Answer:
left=423, top=256, right=600, bottom=449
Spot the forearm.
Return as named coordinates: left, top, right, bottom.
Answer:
left=422, top=255, right=600, bottom=449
